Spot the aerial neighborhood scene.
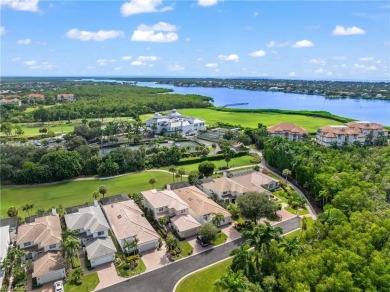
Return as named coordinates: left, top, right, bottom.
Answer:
left=1, top=0, right=389, bottom=292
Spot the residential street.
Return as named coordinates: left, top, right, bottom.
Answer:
left=98, top=217, right=300, bottom=292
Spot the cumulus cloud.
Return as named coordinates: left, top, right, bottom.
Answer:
left=168, top=64, right=185, bottom=71
left=292, top=40, right=314, bottom=48
left=120, top=0, right=172, bottom=16
left=248, top=50, right=266, bottom=57
left=121, top=56, right=133, bottom=61
left=218, top=54, right=239, bottom=62
left=205, top=63, right=218, bottom=68
left=198, top=0, right=219, bottom=7
left=288, top=72, right=296, bottom=77
left=266, top=41, right=289, bottom=48
left=23, top=60, right=37, bottom=66
left=1, top=0, right=39, bottom=12
left=65, top=29, right=124, bottom=41
left=131, top=22, right=178, bottom=42
left=96, top=59, right=116, bottom=66
left=0, top=26, right=5, bottom=36
left=308, top=58, right=326, bottom=65
left=12, top=57, right=21, bottom=62
left=131, top=60, right=144, bottom=66
left=23, top=60, right=55, bottom=70
left=137, top=55, right=159, bottom=61
left=332, top=25, right=366, bottom=36
left=359, top=57, right=374, bottom=61
left=17, top=38, right=32, bottom=45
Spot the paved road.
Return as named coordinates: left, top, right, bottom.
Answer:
left=99, top=217, right=300, bottom=292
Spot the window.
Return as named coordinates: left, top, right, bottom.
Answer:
left=98, top=231, right=104, bottom=236
left=158, top=208, right=164, bottom=212
left=49, top=244, right=57, bottom=249
left=24, top=242, right=32, bottom=247
left=181, top=210, right=185, bottom=214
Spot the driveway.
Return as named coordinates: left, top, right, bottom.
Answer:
left=141, top=248, right=170, bottom=271
left=93, top=263, right=123, bottom=291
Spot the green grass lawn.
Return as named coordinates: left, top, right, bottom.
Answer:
left=64, top=272, right=99, bottom=292
left=212, top=232, right=228, bottom=246
left=176, top=258, right=232, bottom=292
left=0, top=171, right=172, bottom=217
left=176, top=241, right=194, bottom=260
left=285, top=217, right=314, bottom=239
left=285, top=206, right=309, bottom=216
left=272, top=190, right=289, bottom=203
left=176, top=108, right=343, bottom=132
left=116, top=258, right=146, bottom=278
left=161, top=155, right=255, bottom=174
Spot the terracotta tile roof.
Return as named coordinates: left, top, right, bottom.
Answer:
left=28, top=94, right=45, bottom=99
left=173, top=186, right=230, bottom=218
left=318, top=125, right=363, bottom=138
left=32, top=252, right=65, bottom=277
left=268, top=123, right=308, bottom=135
left=346, top=121, right=388, bottom=132
left=102, top=200, right=160, bottom=245
left=17, top=215, right=61, bottom=248
left=141, top=189, right=189, bottom=212
left=170, top=214, right=200, bottom=232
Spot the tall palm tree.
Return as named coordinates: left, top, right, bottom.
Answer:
left=149, top=178, right=156, bottom=188
left=212, top=213, right=225, bottom=227
left=124, top=236, right=139, bottom=255
left=0, top=258, right=13, bottom=277
left=165, top=237, right=179, bottom=253
left=92, top=191, right=99, bottom=200
left=168, top=165, right=177, bottom=183
left=224, top=148, right=235, bottom=168
left=21, top=203, right=34, bottom=217
left=62, top=228, right=78, bottom=240
left=98, top=185, right=108, bottom=198
left=9, top=248, right=26, bottom=265
left=282, top=169, right=292, bottom=183
left=278, top=236, right=304, bottom=256
left=229, top=243, right=255, bottom=280
left=177, top=168, right=186, bottom=182
left=61, top=236, right=80, bottom=266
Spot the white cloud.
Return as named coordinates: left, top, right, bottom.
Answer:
left=198, top=0, right=219, bottom=7
left=137, top=55, right=159, bottom=61
left=121, top=56, right=133, bottom=61
left=314, top=68, right=324, bottom=74
left=309, top=58, right=326, bottom=65
left=218, top=54, right=239, bottom=62
left=23, top=60, right=37, bottom=66
left=366, top=65, right=376, bottom=71
left=292, top=40, right=314, bottom=48
left=114, top=67, right=123, bottom=71
left=205, top=63, right=218, bottom=68
left=253, top=12, right=259, bottom=17
left=359, top=57, right=374, bottom=61
left=249, top=50, right=266, bottom=57
left=120, top=0, right=172, bottom=16
left=96, top=59, right=116, bottom=66
left=131, top=22, right=178, bottom=42
left=65, top=29, right=124, bottom=41
left=23, top=60, right=55, bottom=70
left=266, top=41, right=289, bottom=48
left=1, top=0, right=39, bottom=12
left=131, top=60, right=144, bottom=66
left=332, top=25, right=366, bottom=36
left=0, top=26, right=5, bottom=36
left=168, top=64, right=185, bottom=71
left=288, top=72, right=296, bottom=77
left=12, top=57, right=21, bottom=62
left=17, top=38, right=32, bottom=45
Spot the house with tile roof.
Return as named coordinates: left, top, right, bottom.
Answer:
left=173, top=186, right=231, bottom=226
left=199, top=170, right=278, bottom=203
left=141, top=189, right=200, bottom=238
left=64, top=201, right=110, bottom=245
left=32, top=252, right=65, bottom=285
left=56, top=93, right=75, bottom=102
left=102, top=199, right=160, bottom=253
left=27, top=93, right=45, bottom=101
left=267, top=123, right=308, bottom=141
left=316, top=125, right=366, bottom=147
left=345, top=121, right=388, bottom=141
left=85, top=237, right=116, bottom=267
left=16, top=212, right=61, bottom=262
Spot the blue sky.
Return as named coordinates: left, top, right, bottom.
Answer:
left=1, top=0, right=389, bottom=80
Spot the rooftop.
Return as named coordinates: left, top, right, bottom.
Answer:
left=32, top=252, right=65, bottom=278
left=268, top=123, right=308, bottom=135
left=171, top=214, right=201, bottom=232
left=85, top=237, right=116, bottom=260
left=65, top=204, right=110, bottom=234
left=142, top=189, right=189, bottom=212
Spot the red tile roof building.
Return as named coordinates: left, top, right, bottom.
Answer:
left=267, top=123, right=308, bottom=141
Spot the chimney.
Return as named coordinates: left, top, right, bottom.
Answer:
left=52, top=208, right=57, bottom=216
left=166, top=184, right=171, bottom=190
left=94, top=199, right=98, bottom=207
left=223, top=171, right=227, bottom=177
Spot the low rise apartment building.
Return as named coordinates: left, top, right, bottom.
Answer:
left=267, top=123, right=308, bottom=141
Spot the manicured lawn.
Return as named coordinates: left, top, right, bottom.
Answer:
left=0, top=171, right=172, bottom=217
left=175, top=108, right=343, bottom=133
left=285, top=206, right=309, bottom=216
left=212, top=232, right=228, bottom=246
left=272, top=189, right=289, bottom=203
left=116, top=258, right=146, bottom=278
left=161, top=155, right=255, bottom=174
left=176, top=241, right=194, bottom=260
left=286, top=217, right=314, bottom=239
left=64, top=272, right=99, bottom=292
left=176, top=258, right=232, bottom=292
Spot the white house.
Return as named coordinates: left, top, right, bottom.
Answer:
left=199, top=170, right=278, bottom=203
left=316, top=125, right=366, bottom=147
left=345, top=121, right=389, bottom=141
left=65, top=201, right=110, bottom=245
left=173, top=186, right=231, bottom=226
left=56, top=94, right=75, bottom=102
left=141, top=189, right=200, bottom=238
left=32, top=252, right=65, bottom=285
left=267, top=123, right=308, bottom=141
left=0, top=226, right=11, bottom=287
left=85, top=237, right=116, bottom=268
left=102, top=200, right=160, bottom=254
left=145, top=109, right=206, bottom=136
left=16, top=211, right=61, bottom=262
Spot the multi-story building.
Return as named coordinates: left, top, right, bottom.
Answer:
left=267, top=123, right=308, bottom=141
left=57, top=93, right=75, bottom=102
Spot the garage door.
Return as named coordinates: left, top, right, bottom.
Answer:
left=181, top=228, right=198, bottom=238
left=138, top=240, right=157, bottom=253
left=90, top=254, right=115, bottom=267
left=37, top=269, right=65, bottom=285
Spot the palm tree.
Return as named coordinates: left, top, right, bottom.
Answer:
left=62, top=228, right=78, bottom=240
left=282, top=169, right=292, bottom=183
left=177, top=168, right=186, bottom=182
left=211, top=213, right=225, bottom=227
left=214, top=269, right=255, bottom=292
left=124, top=236, right=139, bottom=255
left=92, top=191, right=99, bottom=200
left=166, top=236, right=179, bottom=253
left=9, top=248, right=26, bottom=265
left=0, top=258, right=13, bottom=277
left=149, top=178, right=156, bottom=188
left=98, top=185, right=108, bottom=198
left=61, top=236, right=80, bottom=266
left=168, top=165, right=177, bottom=183
left=278, top=236, right=304, bottom=256
left=224, top=148, right=235, bottom=168
left=229, top=243, right=255, bottom=279
left=71, top=267, right=84, bottom=285
left=22, top=203, right=34, bottom=217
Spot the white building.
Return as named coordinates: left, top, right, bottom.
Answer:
left=145, top=109, right=206, bottom=136
left=0, top=226, right=11, bottom=287
left=345, top=121, right=389, bottom=140
left=57, top=94, right=75, bottom=102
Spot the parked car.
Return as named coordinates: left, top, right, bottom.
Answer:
left=54, top=280, right=64, bottom=292
left=196, top=235, right=208, bottom=247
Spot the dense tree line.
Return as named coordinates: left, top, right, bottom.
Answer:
left=216, top=138, right=390, bottom=291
